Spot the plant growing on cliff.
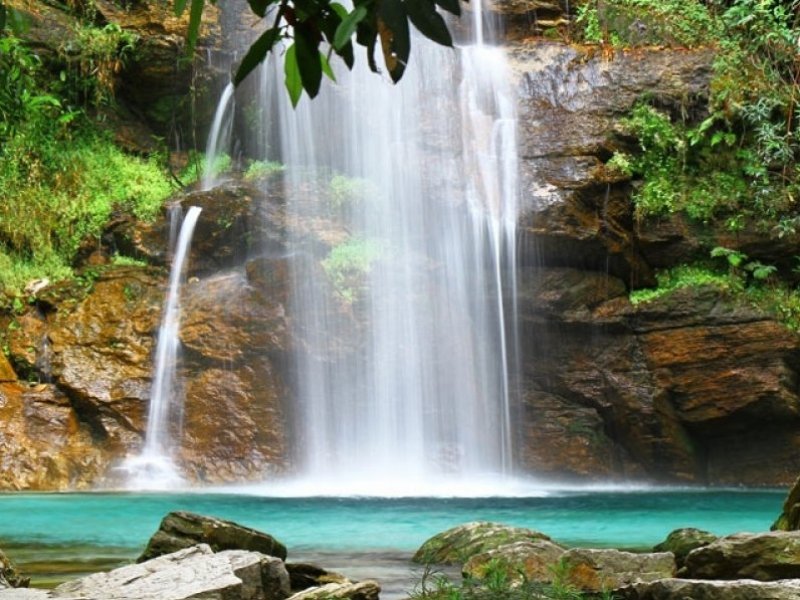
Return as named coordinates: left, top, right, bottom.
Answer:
left=321, top=237, right=382, bottom=303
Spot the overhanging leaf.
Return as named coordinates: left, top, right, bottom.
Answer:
left=174, top=0, right=189, bottom=16
left=0, top=3, right=6, bottom=30
left=284, top=43, right=303, bottom=106
left=234, top=27, right=281, bottom=85
left=320, top=51, right=336, bottom=81
left=334, top=5, right=368, bottom=50
left=295, top=26, right=323, bottom=97
left=377, top=0, right=409, bottom=82
left=434, top=0, right=460, bottom=16
left=247, top=0, right=272, bottom=17
left=186, top=0, right=205, bottom=53
left=405, top=0, right=452, bottom=47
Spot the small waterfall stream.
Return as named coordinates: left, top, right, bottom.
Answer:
left=124, top=205, right=202, bottom=488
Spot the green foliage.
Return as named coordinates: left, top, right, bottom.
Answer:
left=59, top=23, right=138, bottom=108
left=111, top=255, right=148, bottom=267
left=574, top=0, right=719, bottom=47
left=329, top=173, right=375, bottom=209
left=629, top=264, right=733, bottom=305
left=408, top=557, right=587, bottom=600
left=321, top=237, right=381, bottom=303
left=244, top=159, right=284, bottom=180
left=605, top=152, right=633, bottom=178
left=0, top=35, right=174, bottom=295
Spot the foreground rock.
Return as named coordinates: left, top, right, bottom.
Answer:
left=287, top=581, right=380, bottom=600
left=620, top=578, right=800, bottom=600
left=654, top=528, right=717, bottom=568
left=139, top=511, right=287, bottom=562
left=682, top=531, right=800, bottom=580
left=462, top=540, right=566, bottom=584
left=562, top=549, right=675, bottom=592
left=412, top=522, right=552, bottom=565
left=286, top=564, right=349, bottom=591
left=52, top=544, right=290, bottom=600
left=0, top=548, right=28, bottom=588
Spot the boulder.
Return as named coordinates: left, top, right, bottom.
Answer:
left=620, top=577, right=800, bottom=600
left=139, top=512, right=287, bottom=563
left=462, top=540, right=566, bottom=584
left=53, top=544, right=290, bottom=600
left=773, top=475, right=800, bottom=531
left=286, top=564, right=349, bottom=592
left=413, top=522, right=552, bottom=565
left=286, top=581, right=380, bottom=600
left=654, top=528, right=717, bottom=568
left=682, top=531, right=800, bottom=581
left=0, top=590, right=49, bottom=599
left=562, top=548, right=675, bottom=592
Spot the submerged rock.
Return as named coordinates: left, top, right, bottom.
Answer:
left=654, top=528, right=717, bottom=569
left=139, top=511, right=288, bottom=563
left=462, top=540, right=566, bottom=584
left=413, top=522, right=552, bottom=565
left=620, top=577, right=800, bottom=600
left=286, top=564, right=350, bottom=592
left=286, top=580, right=380, bottom=600
left=562, top=548, right=675, bottom=592
left=53, top=544, right=290, bottom=600
left=682, top=531, right=800, bottom=581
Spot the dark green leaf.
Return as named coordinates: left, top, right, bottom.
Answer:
left=320, top=51, right=336, bottom=81
left=0, top=3, right=6, bottom=31
left=334, top=5, right=368, bottom=50
left=246, top=0, right=272, bottom=17
left=234, top=27, right=281, bottom=85
left=186, top=0, right=205, bottom=53
left=295, top=26, right=323, bottom=97
left=405, top=0, right=451, bottom=47
left=174, top=0, right=189, bottom=16
left=338, top=39, right=355, bottom=69
left=433, top=0, right=460, bottom=16
left=377, top=0, right=409, bottom=82
left=330, top=2, right=348, bottom=18
left=284, top=43, right=303, bottom=106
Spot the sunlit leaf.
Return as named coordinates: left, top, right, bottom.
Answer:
left=334, top=5, right=368, bottom=49
left=320, top=51, right=336, bottom=81
left=284, top=43, right=303, bottom=106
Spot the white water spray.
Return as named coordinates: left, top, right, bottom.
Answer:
left=202, top=83, right=235, bottom=191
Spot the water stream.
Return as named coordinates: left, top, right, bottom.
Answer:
left=123, top=205, right=202, bottom=488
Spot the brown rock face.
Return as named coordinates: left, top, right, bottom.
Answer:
left=517, top=266, right=800, bottom=485
left=0, top=383, right=109, bottom=490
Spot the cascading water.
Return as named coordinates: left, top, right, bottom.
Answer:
left=205, top=0, right=520, bottom=494
left=123, top=205, right=202, bottom=488
left=202, top=82, right=235, bottom=191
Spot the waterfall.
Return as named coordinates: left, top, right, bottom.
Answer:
left=123, top=205, right=202, bottom=489
left=202, top=82, right=235, bottom=191
left=202, top=0, right=520, bottom=494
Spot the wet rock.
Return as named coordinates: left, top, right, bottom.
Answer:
left=0, top=590, right=49, bottom=599
left=620, top=578, right=800, bottom=600
left=413, top=522, right=552, bottom=565
left=462, top=540, right=566, bottom=584
left=139, top=511, right=288, bottom=563
left=286, top=564, right=349, bottom=592
left=0, top=382, right=109, bottom=490
left=287, top=581, right=380, bottom=600
left=654, top=528, right=717, bottom=569
left=773, top=475, right=800, bottom=531
left=55, top=544, right=290, bottom=600
left=0, top=354, right=16, bottom=383
left=682, top=531, right=800, bottom=581
left=562, top=549, right=675, bottom=592
left=0, top=547, right=29, bottom=588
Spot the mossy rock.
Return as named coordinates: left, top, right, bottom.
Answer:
left=654, top=528, right=717, bottom=568
left=412, top=521, right=552, bottom=565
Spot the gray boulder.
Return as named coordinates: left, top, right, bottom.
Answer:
left=462, top=540, right=566, bottom=584
left=413, top=522, right=552, bottom=565
left=653, top=528, right=717, bottom=568
left=562, top=548, right=675, bottom=592
left=286, top=580, right=380, bottom=600
left=139, top=511, right=287, bottom=562
left=620, top=577, right=800, bottom=599
left=52, top=544, right=290, bottom=600
left=683, top=531, right=800, bottom=580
